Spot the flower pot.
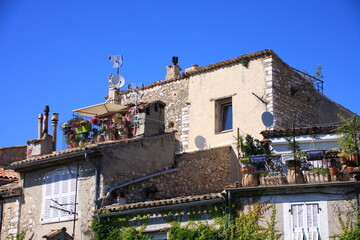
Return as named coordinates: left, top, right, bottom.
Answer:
left=242, top=173, right=258, bottom=187
left=329, top=167, right=338, bottom=176
left=348, top=154, right=357, bottom=163
left=75, top=125, right=91, bottom=134
left=287, top=170, right=304, bottom=184
left=347, top=166, right=355, bottom=173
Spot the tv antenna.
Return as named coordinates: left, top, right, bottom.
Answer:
left=128, top=83, right=144, bottom=135
left=108, top=54, right=125, bottom=89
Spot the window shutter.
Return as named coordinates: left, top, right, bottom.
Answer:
left=43, top=169, right=78, bottom=223
left=306, top=204, right=319, bottom=240
left=43, top=175, right=53, bottom=221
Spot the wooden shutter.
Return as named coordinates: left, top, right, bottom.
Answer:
left=291, top=204, right=304, bottom=240
left=43, top=175, right=53, bottom=221
left=306, top=204, right=319, bottom=240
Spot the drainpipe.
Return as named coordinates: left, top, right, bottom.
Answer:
left=38, top=114, right=43, bottom=139
left=84, top=151, right=100, bottom=210
left=51, top=113, right=59, bottom=151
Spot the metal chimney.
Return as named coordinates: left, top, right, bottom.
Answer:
left=51, top=113, right=59, bottom=151
left=38, top=114, right=44, bottom=139
left=43, top=105, right=50, bottom=135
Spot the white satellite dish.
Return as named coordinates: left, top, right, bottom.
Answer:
left=261, top=112, right=274, bottom=128
left=110, top=74, right=125, bottom=89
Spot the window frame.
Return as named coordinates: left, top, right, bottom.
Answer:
left=41, top=168, right=78, bottom=223
left=215, top=97, right=233, bottom=133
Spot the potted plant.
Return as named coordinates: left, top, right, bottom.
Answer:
left=337, top=114, right=360, bottom=166
left=338, top=151, right=349, bottom=164
left=325, top=148, right=339, bottom=159
left=75, top=119, right=92, bottom=134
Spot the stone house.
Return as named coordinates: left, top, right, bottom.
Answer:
left=3, top=49, right=358, bottom=239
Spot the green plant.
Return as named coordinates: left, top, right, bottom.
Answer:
left=311, top=168, right=329, bottom=175
left=113, top=113, right=124, bottom=120
left=235, top=134, right=270, bottom=158
left=330, top=201, right=360, bottom=239
left=239, top=58, right=250, bottom=68
left=337, top=114, right=360, bottom=154
left=8, top=230, right=26, bottom=240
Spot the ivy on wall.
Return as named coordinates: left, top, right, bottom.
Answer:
left=92, top=202, right=282, bottom=240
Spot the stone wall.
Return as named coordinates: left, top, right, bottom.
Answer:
left=270, top=55, right=353, bottom=129
left=0, top=198, right=20, bottom=239
left=120, top=79, right=189, bottom=152
left=0, top=146, right=26, bottom=166
left=114, top=146, right=232, bottom=203
left=100, top=133, right=177, bottom=190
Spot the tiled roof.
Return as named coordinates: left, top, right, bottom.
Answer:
left=120, top=49, right=275, bottom=94
left=0, top=181, right=21, bottom=197
left=261, top=124, right=341, bottom=138
left=0, top=168, right=18, bottom=180
left=99, top=192, right=224, bottom=214
left=6, top=138, right=139, bottom=170
left=42, top=227, right=72, bottom=239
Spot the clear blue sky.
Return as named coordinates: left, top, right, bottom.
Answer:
left=1, top=0, right=359, bottom=149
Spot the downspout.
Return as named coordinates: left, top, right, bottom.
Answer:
left=84, top=151, right=100, bottom=210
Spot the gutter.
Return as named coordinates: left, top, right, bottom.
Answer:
left=5, top=150, right=95, bottom=171
left=102, top=168, right=178, bottom=200
left=95, top=197, right=224, bottom=218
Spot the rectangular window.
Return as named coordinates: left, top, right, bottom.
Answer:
left=42, top=169, right=77, bottom=223
left=215, top=97, right=233, bottom=132
left=290, top=203, right=319, bottom=240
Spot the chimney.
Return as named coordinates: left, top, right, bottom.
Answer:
left=38, top=114, right=43, bottom=139
left=165, top=56, right=181, bottom=80
left=184, top=64, right=199, bottom=73
left=51, top=113, right=59, bottom=151
left=43, top=105, right=50, bottom=135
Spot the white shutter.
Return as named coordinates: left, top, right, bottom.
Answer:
left=43, top=168, right=78, bottom=222
left=291, top=204, right=304, bottom=240
left=43, top=175, right=53, bottom=221
left=306, top=204, right=319, bottom=240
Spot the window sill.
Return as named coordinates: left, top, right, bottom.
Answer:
left=215, top=129, right=233, bottom=135
left=42, top=218, right=78, bottom=225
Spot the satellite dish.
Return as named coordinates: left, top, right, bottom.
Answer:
left=110, top=74, right=125, bottom=89
left=261, top=112, right=274, bottom=128
left=195, top=136, right=206, bottom=149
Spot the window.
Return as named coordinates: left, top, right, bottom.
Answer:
left=215, top=97, right=233, bottom=132
left=42, top=169, right=77, bottom=223
left=290, top=203, right=319, bottom=240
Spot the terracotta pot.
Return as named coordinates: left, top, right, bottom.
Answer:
left=242, top=173, right=258, bottom=187
left=348, top=154, right=357, bottom=163
left=329, top=167, right=338, bottom=176
left=287, top=170, right=304, bottom=184
left=347, top=166, right=355, bottom=173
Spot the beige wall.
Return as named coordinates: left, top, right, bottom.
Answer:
left=187, top=59, right=268, bottom=151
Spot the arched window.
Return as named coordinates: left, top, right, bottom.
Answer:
left=42, top=168, right=77, bottom=223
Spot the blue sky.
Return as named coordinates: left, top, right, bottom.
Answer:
left=0, top=0, right=359, bottom=149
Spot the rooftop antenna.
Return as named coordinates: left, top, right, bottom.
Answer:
left=128, top=82, right=144, bottom=135
left=108, top=54, right=125, bottom=89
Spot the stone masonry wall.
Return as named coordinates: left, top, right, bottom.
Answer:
left=120, top=79, right=189, bottom=152
left=114, top=146, right=231, bottom=203
left=1, top=198, right=20, bottom=240
left=270, top=56, right=353, bottom=129
left=100, top=133, right=177, bottom=192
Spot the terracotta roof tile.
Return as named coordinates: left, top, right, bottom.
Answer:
left=119, top=49, right=275, bottom=94
left=99, top=192, right=223, bottom=214
left=0, top=168, right=18, bottom=180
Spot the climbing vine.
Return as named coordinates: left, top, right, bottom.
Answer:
left=92, top=202, right=282, bottom=240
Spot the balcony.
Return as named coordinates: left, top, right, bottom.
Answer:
left=240, top=150, right=360, bottom=187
